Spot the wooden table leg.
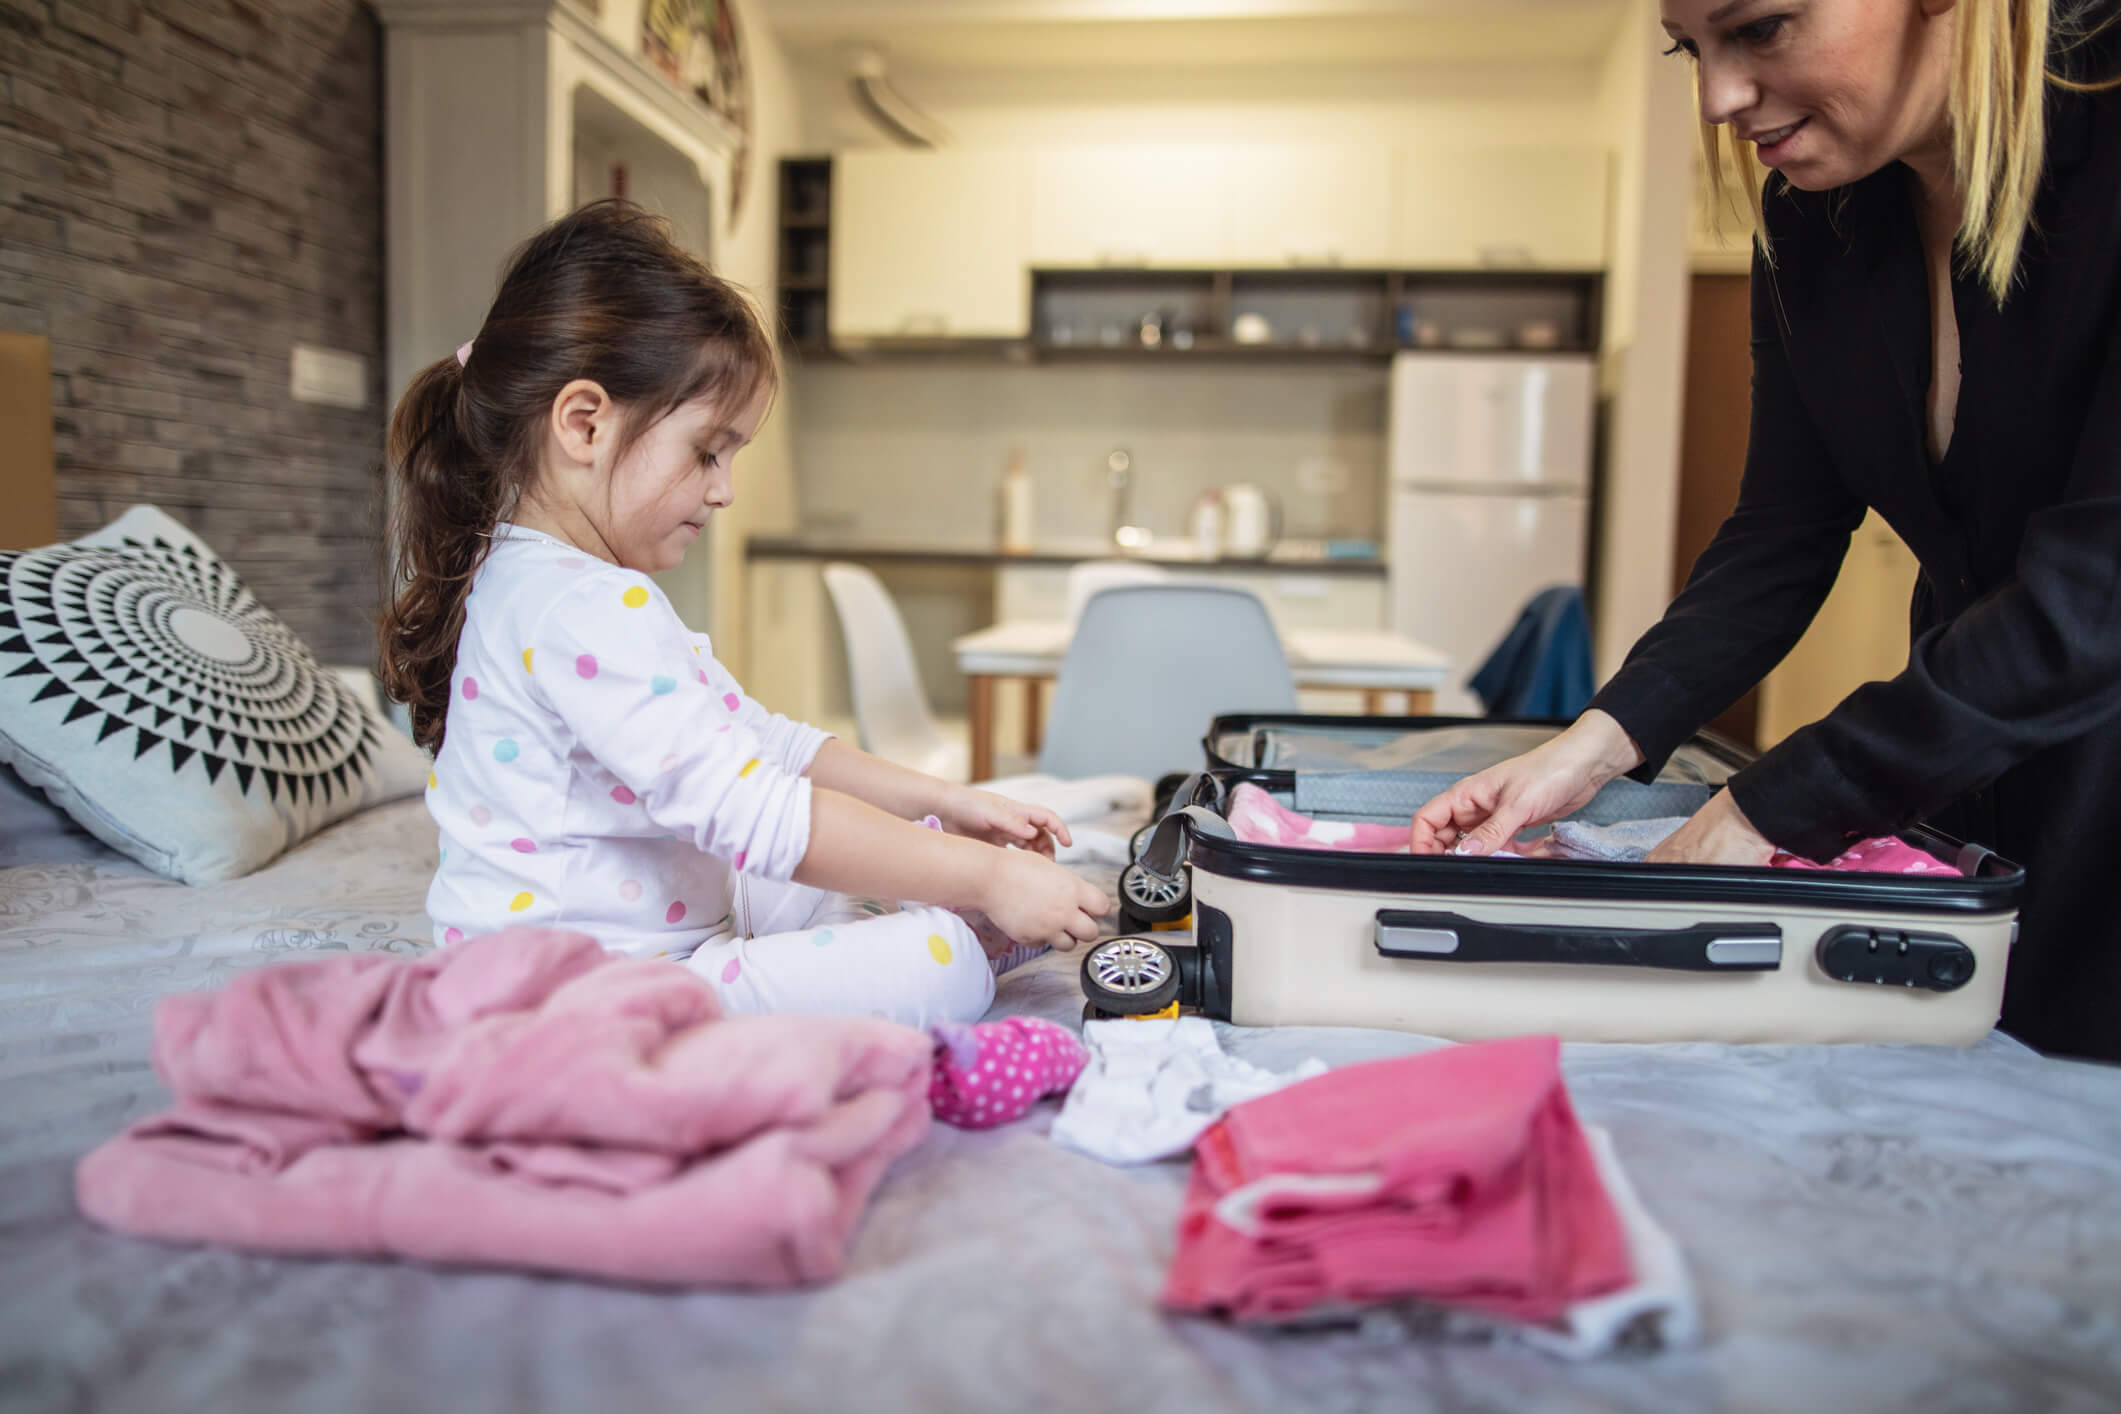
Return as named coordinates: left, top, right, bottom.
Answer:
left=1023, top=676, right=1043, bottom=757
left=1363, top=689, right=1387, bottom=716
left=968, top=675, right=996, bottom=784
left=1407, top=688, right=1434, bottom=715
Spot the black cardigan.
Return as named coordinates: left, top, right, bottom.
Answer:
left=1588, top=58, right=2121, bottom=1061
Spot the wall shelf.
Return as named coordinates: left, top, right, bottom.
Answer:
left=776, top=157, right=833, bottom=350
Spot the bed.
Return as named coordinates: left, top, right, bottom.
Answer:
left=5, top=793, right=2121, bottom=1414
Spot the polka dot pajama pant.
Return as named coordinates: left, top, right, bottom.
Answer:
left=683, top=876, right=994, bottom=1029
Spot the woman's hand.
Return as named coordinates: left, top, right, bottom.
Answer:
left=979, top=848, right=1113, bottom=952
left=1643, top=789, right=1776, bottom=867
left=1410, top=710, right=1645, bottom=856
left=933, top=785, right=1070, bottom=858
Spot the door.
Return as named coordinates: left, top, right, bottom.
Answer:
left=1755, top=515, right=1919, bottom=748
left=830, top=150, right=1032, bottom=338
left=1389, top=354, right=1596, bottom=491
left=1673, top=272, right=1759, bottom=744
left=1391, top=490, right=1590, bottom=716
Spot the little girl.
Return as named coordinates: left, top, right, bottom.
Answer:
left=379, top=200, right=1114, bottom=1027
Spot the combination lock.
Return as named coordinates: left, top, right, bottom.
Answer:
left=1815, top=927, right=1977, bottom=993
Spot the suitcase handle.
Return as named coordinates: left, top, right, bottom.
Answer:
left=1374, top=910, right=1782, bottom=972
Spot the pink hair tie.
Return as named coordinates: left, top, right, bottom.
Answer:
left=455, top=341, right=474, bottom=368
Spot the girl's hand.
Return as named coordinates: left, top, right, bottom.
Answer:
left=1411, top=710, right=1644, bottom=857
left=1644, top=789, right=1776, bottom=867
left=981, top=848, right=1113, bottom=952
left=934, top=786, right=1070, bottom=858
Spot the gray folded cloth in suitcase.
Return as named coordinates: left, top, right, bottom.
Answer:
left=1254, top=726, right=1733, bottom=787
left=1548, top=817, right=1690, bottom=862
left=1290, top=772, right=1717, bottom=832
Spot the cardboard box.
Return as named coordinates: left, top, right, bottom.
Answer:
left=0, top=332, right=58, bottom=550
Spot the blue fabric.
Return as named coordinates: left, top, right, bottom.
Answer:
left=1467, top=586, right=1595, bottom=718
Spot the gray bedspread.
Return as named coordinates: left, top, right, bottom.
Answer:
left=4, top=801, right=2121, bottom=1414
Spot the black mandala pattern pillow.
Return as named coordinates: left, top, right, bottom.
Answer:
left=0, top=506, right=429, bottom=883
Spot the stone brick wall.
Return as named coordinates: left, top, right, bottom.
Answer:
left=1, top=0, right=386, bottom=666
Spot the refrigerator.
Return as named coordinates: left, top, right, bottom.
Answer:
left=1386, top=352, right=1596, bottom=716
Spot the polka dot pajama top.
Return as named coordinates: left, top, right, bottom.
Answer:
left=424, top=526, right=831, bottom=960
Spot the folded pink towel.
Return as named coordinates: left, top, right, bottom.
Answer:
left=75, top=927, right=936, bottom=1288
left=1163, top=1035, right=1632, bottom=1326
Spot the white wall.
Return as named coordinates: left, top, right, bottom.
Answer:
left=1589, top=0, right=1695, bottom=678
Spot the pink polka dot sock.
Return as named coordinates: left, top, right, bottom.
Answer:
left=927, top=1017, right=1088, bottom=1130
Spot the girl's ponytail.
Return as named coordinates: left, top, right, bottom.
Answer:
left=376, top=199, right=778, bottom=755
left=378, top=354, right=511, bottom=754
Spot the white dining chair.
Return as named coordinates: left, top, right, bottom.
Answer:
left=821, top=562, right=970, bottom=784
left=1038, top=582, right=1298, bottom=782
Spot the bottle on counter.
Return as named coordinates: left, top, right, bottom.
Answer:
left=998, top=445, right=1035, bottom=553
left=1189, top=489, right=1226, bottom=559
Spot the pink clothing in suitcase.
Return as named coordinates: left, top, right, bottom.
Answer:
left=1226, top=784, right=1960, bottom=876
left=74, top=927, right=935, bottom=1288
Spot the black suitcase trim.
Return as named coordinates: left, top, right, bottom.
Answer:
left=1176, top=713, right=2026, bottom=920
left=1182, top=825, right=2022, bottom=916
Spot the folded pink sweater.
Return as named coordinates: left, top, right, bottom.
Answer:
left=75, top=927, right=935, bottom=1288
left=1163, top=1035, right=1631, bottom=1325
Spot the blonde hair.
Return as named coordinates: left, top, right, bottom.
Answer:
left=1699, top=0, right=2119, bottom=303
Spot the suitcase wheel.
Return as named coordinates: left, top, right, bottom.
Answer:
left=1080, top=936, right=1183, bottom=1015
left=1118, top=859, right=1191, bottom=925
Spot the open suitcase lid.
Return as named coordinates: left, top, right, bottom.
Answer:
left=1158, top=714, right=2025, bottom=918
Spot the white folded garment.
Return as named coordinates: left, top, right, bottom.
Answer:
left=1049, top=1016, right=1328, bottom=1165
left=978, top=773, right=1154, bottom=823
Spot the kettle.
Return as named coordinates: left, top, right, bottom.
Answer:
left=1220, top=484, right=1281, bottom=559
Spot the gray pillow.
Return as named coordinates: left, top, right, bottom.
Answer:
left=0, top=506, right=430, bottom=883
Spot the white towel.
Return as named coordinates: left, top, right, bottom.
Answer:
left=1049, top=1017, right=1328, bottom=1165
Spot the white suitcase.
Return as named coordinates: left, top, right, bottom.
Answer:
left=1089, top=715, right=2021, bottom=1046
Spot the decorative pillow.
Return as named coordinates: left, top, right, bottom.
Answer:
left=0, top=506, right=431, bottom=883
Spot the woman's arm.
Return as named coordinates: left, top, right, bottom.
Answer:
left=1723, top=290, right=2121, bottom=862
left=805, top=739, right=1072, bottom=855
left=1589, top=231, right=1868, bottom=785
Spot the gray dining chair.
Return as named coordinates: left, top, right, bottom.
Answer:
left=1038, top=582, right=1298, bottom=782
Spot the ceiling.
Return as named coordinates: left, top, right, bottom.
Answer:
left=767, top=0, right=1630, bottom=70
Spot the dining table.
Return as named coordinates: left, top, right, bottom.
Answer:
left=951, top=620, right=1451, bottom=782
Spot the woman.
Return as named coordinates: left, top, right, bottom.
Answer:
left=1412, top=0, right=2121, bottom=1061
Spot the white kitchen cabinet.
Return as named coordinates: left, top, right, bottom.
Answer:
left=1394, top=147, right=1610, bottom=269
left=1029, top=147, right=1232, bottom=268
left=744, top=559, right=843, bottom=727
left=830, top=150, right=1032, bottom=339
left=1221, top=146, right=1396, bottom=269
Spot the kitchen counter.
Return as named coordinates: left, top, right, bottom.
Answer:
left=745, top=535, right=1386, bottom=576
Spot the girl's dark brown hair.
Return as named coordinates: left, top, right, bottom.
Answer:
left=378, top=199, right=776, bottom=753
